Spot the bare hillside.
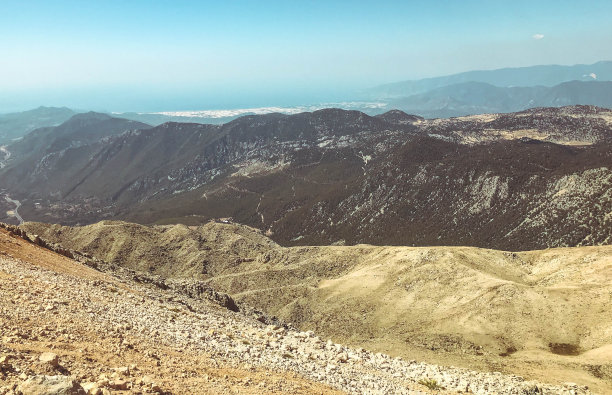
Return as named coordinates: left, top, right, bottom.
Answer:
left=4, top=224, right=592, bottom=394
left=22, top=220, right=612, bottom=393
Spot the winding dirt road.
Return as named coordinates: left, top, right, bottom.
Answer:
left=4, top=195, right=24, bottom=225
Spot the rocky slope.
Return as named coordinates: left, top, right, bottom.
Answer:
left=2, top=106, right=612, bottom=251
left=2, top=224, right=593, bottom=394
left=419, top=105, right=612, bottom=145
left=21, top=220, right=612, bottom=393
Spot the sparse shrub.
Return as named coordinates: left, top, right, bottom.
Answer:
left=418, top=378, right=444, bottom=391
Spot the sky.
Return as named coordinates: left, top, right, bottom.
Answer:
left=1, top=0, right=611, bottom=112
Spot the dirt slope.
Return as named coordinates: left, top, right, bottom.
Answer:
left=206, top=244, right=612, bottom=392
left=0, top=227, right=340, bottom=394
left=22, top=220, right=612, bottom=393
left=21, top=220, right=276, bottom=277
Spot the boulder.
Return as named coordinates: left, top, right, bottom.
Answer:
left=39, top=352, right=60, bottom=367
left=17, top=375, right=85, bottom=395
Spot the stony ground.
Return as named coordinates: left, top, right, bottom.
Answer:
left=0, top=228, right=592, bottom=394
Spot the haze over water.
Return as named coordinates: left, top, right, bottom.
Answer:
left=2, top=0, right=612, bottom=112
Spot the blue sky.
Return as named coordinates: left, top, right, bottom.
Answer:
left=1, top=0, right=611, bottom=111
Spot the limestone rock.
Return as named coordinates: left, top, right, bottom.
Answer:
left=39, top=352, right=59, bottom=367
left=80, top=382, right=100, bottom=395
left=108, top=379, right=128, bottom=390
left=17, top=375, right=85, bottom=395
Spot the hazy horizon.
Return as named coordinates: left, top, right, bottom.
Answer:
left=2, top=0, right=612, bottom=112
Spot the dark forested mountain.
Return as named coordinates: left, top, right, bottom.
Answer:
left=365, top=61, right=612, bottom=99
left=1, top=106, right=611, bottom=251
left=0, top=106, right=76, bottom=144
left=0, top=109, right=399, bottom=201
left=8, top=112, right=150, bottom=157
left=0, top=112, right=150, bottom=200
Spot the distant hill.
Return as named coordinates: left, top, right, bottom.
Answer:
left=364, top=61, right=612, bottom=99
left=539, top=80, right=612, bottom=107
left=388, top=80, right=612, bottom=118
left=8, top=112, right=150, bottom=158
left=0, top=112, right=150, bottom=198
left=117, top=111, right=239, bottom=126
left=0, top=106, right=76, bottom=144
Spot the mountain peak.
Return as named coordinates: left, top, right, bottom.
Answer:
left=68, top=111, right=113, bottom=122
left=376, top=109, right=424, bottom=124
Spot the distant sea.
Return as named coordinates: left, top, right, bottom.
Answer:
left=113, top=101, right=388, bottom=126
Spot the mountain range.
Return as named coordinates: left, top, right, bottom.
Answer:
left=1, top=105, right=611, bottom=252
left=2, top=62, right=611, bottom=143
left=365, top=60, right=612, bottom=98
left=1, top=64, right=612, bottom=393
left=356, top=61, right=612, bottom=118
left=387, top=80, right=612, bottom=118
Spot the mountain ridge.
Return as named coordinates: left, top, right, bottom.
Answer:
left=386, top=80, right=612, bottom=118
left=365, top=61, right=612, bottom=98
left=1, top=106, right=611, bottom=251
